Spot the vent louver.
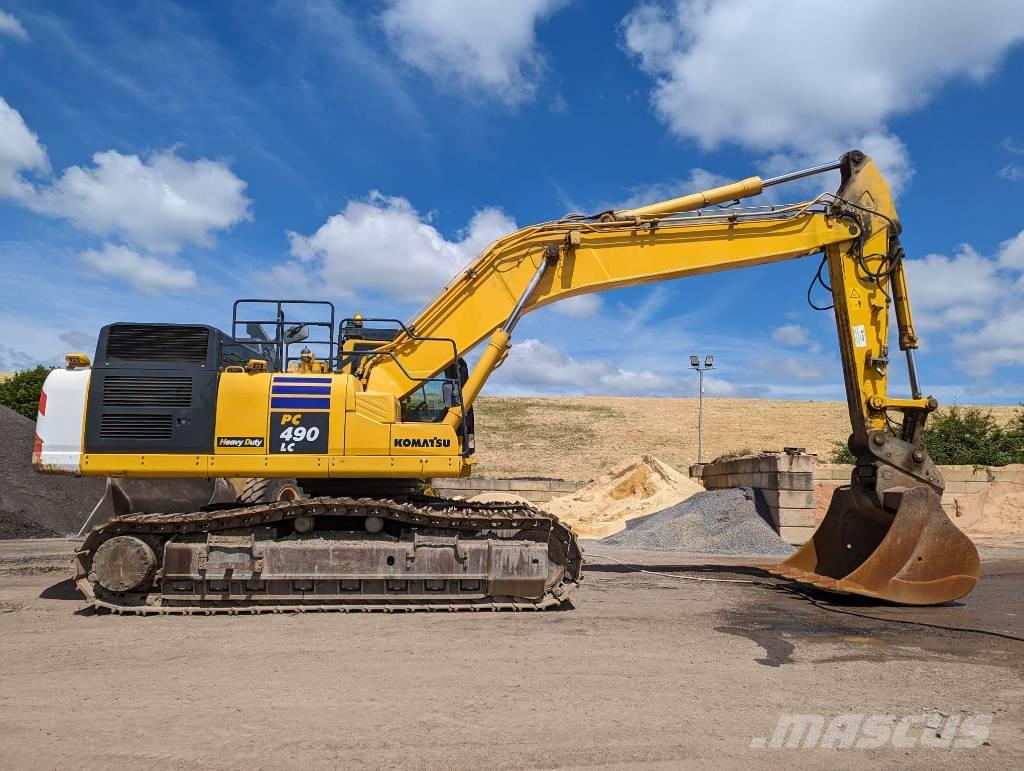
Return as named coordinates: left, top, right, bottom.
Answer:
left=105, top=325, right=210, bottom=364
left=102, top=375, right=193, bottom=407
left=99, top=414, right=174, bottom=440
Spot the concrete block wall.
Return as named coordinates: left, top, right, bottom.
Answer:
left=816, top=463, right=1024, bottom=518
left=430, top=477, right=585, bottom=503
left=691, top=452, right=816, bottom=545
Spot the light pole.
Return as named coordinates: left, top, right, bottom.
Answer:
left=689, top=354, right=714, bottom=464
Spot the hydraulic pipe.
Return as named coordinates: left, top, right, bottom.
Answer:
left=762, top=160, right=842, bottom=188
left=502, top=250, right=554, bottom=334
left=445, top=253, right=554, bottom=429
left=618, top=177, right=764, bottom=218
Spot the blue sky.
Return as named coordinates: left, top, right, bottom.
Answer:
left=1, top=1, right=1023, bottom=404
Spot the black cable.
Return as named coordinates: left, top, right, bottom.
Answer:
left=806, top=254, right=834, bottom=311
left=777, top=583, right=1024, bottom=643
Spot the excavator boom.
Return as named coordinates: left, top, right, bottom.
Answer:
left=34, top=151, right=979, bottom=611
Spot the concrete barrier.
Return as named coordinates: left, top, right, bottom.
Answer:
left=430, top=477, right=585, bottom=503
left=691, top=452, right=816, bottom=545
left=816, top=463, right=1024, bottom=519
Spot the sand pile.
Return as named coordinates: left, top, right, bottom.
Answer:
left=601, top=487, right=795, bottom=556
left=546, top=455, right=703, bottom=539
left=947, top=482, right=1024, bottom=536
left=0, top=405, right=106, bottom=539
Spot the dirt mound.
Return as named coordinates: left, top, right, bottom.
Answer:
left=0, top=405, right=105, bottom=539
left=948, top=482, right=1024, bottom=536
left=545, top=455, right=703, bottom=538
left=601, top=487, right=795, bottom=556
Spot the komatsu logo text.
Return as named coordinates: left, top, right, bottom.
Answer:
left=394, top=437, right=451, bottom=448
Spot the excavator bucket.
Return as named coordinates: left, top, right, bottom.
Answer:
left=762, top=486, right=980, bottom=605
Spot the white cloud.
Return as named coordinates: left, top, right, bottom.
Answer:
left=0, top=9, right=27, bottom=41
left=771, top=323, right=809, bottom=347
left=775, top=356, right=825, bottom=382
left=905, top=230, right=1024, bottom=374
left=0, top=96, right=250, bottom=296
left=905, top=246, right=1004, bottom=331
left=770, top=322, right=822, bottom=355
left=550, top=294, right=603, bottom=319
left=999, top=230, right=1024, bottom=269
left=79, top=243, right=198, bottom=295
left=491, top=338, right=691, bottom=396
left=31, top=149, right=251, bottom=253
left=380, top=0, right=565, bottom=104
left=622, top=0, right=1024, bottom=194
left=0, top=96, right=48, bottom=200
left=489, top=337, right=758, bottom=397
left=999, top=163, right=1024, bottom=181
left=281, top=192, right=515, bottom=303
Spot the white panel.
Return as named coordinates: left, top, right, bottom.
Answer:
left=33, top=368, right=90, bottom=474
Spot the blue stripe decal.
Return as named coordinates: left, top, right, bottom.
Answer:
left=271, top=397, right=331, bottom=410
left=271, top=385, right=332, bottom=395
left=272, top=376, right=332, bottom=383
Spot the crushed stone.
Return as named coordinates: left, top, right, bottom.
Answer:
left=601, top=487, right=795, bottom=556
left=0, top=405, right=105, bottom=539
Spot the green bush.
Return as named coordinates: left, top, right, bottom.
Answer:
left=827, top=440, right=856, bottom=464
left=923, top=406, right=1021, bottom=466
left=0, top=366, right=53, bottom=420
left=828, top=405, right=1024, bottom=466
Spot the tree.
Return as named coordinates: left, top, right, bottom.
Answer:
left=0, top=366, right=52, bottom=421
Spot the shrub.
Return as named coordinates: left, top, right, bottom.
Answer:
left=828, top=440, right=856, bottom=464
left=0, top=366, right=52, bottom=421
left=828, top=405, right=1024, bottom=467
left=923, top=406, right=1018, bottom=466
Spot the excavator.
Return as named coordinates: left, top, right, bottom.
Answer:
left=32, top=150, right=980, bottom=613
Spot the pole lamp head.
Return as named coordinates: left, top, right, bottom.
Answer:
left=705, top=354, right=714, bottom=369
left=689, top=355, right=700, bottom=368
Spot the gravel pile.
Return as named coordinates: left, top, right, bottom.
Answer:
left=0, top=405, right=105, bottom=539
left=601, top=487, right=795, bottom=556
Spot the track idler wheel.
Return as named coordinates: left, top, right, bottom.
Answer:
left=762, top=486, right=980, bottom=605
left=89, top=536, right=157, bottom=593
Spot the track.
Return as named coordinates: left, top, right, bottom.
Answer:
left=74, top=496, right=582, bottom=615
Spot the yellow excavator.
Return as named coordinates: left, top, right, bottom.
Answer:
left=33, top=150, right=980, bottom=613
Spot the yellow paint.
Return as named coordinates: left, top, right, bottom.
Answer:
left=214, top=371, right=271, bottom=454
left=83, top=452, right=468, bottom=478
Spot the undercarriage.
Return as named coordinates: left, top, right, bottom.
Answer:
left=75, top=496, right=582, bottom=614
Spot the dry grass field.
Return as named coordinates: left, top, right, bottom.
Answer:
left=472, top=396, right=1020, bottom=480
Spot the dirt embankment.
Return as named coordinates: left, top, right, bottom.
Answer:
left=471, top=396, right=1019, bottom=480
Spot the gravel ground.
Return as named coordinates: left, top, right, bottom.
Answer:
left=0, top=406, right=105, bottom=539
left=0, top=538, right=1021, bottom=768
left=600, top=487, right=795, bottom=556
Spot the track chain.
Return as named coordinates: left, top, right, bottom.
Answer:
left=74, top=495, right=582, bottom=615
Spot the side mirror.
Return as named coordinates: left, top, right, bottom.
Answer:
left=284, top=324, right=309, bottom=344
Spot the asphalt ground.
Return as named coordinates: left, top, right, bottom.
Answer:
left=0, top=537, right=1021, bottom=769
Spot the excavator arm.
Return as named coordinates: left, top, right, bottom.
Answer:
left=360, top=150, right=979, bottom=605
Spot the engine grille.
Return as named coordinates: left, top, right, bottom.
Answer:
left=102, top=375, right=193, bottom=407
left=105, top=325, right=210, bottom=364
left=99, top=414, right=174, bottom=441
